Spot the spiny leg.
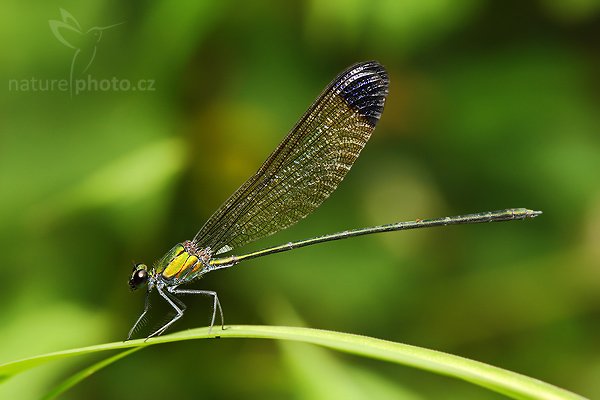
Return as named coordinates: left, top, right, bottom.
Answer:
left=171, top=289, right=225, bottom=334
left=146, top=286, right=185, bottom=340
left=127, top=289, right=151, bottom=340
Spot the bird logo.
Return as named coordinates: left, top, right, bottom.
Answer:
left=49, top=9, right=122, bottom=95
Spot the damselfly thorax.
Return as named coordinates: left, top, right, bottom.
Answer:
left=154, top=241, right=212, bottom=282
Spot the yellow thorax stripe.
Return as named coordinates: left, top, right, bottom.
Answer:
left=162, top=251, right=190, bottom=278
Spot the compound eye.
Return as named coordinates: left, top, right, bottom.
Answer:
left=135, top=269, right=147, bottom=282
left=129, top=265, right=148, bottom=290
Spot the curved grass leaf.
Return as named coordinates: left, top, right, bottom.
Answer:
left=0, top=325, right=587, bottom=400
left=41, top=348, right=143, bottom=400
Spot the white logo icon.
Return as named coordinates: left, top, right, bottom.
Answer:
left=49, top=9, right=122, bottom=95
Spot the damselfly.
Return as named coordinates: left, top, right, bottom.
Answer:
left=127, top=61, right=541, bottom=339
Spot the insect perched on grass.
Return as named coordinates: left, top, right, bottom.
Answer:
left=127, top=61, right=541, bottom=340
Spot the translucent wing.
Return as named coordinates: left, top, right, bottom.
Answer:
left=193, top=61, right=389, bottom=255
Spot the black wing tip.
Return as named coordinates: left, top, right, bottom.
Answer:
left=334, top=61, right=390, bottom=127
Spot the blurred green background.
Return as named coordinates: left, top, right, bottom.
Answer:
left=1, top=0, right=599, bottom=399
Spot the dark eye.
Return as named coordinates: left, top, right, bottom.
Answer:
left=129, top=265, right=148, bottom=290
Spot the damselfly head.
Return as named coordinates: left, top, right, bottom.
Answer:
left=129, top=263, right=149, bottom=291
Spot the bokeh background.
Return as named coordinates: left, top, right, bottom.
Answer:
left=1, top=1, right=599, bottom=399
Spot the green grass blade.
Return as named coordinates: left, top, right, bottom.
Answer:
left=41, top=348, right=143, bottom=400
left=0, top=325, right=587, bottom=400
